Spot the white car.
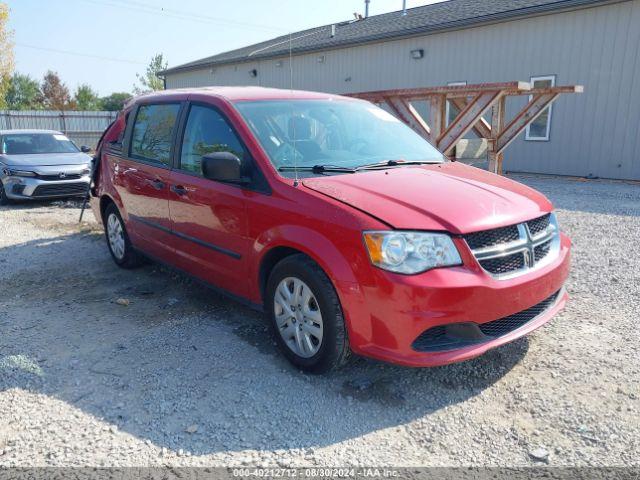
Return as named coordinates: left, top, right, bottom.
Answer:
left=0, top=129, right=92, bottom=205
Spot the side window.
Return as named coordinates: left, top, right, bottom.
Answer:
left=526, top=75, right=556, bottom=141
left=130, top=104, right=180, bottom=166
left=179, top=105, right=247, bottom=176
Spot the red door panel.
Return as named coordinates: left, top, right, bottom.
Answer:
left=113, top=102, right=182, bottom=259
left=168, top=171, right=250, bottom=298
left=113, top=157, right=174, bottom=258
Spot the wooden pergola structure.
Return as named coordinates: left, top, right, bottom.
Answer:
left=348, top=81, right=583, bottom=174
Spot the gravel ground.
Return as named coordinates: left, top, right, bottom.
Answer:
left=0, top=174, right=638, bottom=468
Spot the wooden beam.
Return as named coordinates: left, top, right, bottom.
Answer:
left=385, top=96, right=431, bottom=140
left=429, top=95, right=446, bottom=141
left=347, top=81, right=583, bottom=176
left=527, top=85, right=584, bottom=95
left=437, top=91, right=503, bottom=156
left=450, top=97, right=492, bottom=139
left=496, top=93, right=559, bottom=153
left=348, top=83, right=582, bottom=103
left=488, top=96, right=506, bottom=174
left=348, top=81, right=530, bottom=102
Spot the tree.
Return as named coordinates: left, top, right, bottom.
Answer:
left=100, top=92, right=131, bottom=111
left=5, top=73, right=42, bottom=110
left=41, top=71, right=74, bottom=110
left=0, top=3, right=15, bottom=109
left=74, top=84, right=101, bottom=110
left=133, top=53, right=166, bottom=94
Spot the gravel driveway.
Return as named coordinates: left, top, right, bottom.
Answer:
left=0, top=175, right=638, bottom=468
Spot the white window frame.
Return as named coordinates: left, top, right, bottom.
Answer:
left=525, top=75, right=556, bottom=141
left=445, top=81, right=467, bottom=127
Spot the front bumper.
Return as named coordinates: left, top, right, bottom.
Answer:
left=344, top=233, right=571, bottom=367
left=1, top=168, right=90, bottom=200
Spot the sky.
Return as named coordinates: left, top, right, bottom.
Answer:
left=7, top=0, right=444, bottom=96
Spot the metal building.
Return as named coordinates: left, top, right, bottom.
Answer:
left=161, top=0, right=640, bottom=180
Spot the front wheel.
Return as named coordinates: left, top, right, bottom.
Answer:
left=0, top=181, right=12, bottom=205
left=104, top=203, right=144, bottom=269
left=266, top=254, right=351, bottom=373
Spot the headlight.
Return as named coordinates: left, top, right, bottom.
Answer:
left=363, top=231, right=462, bottom=274
left=4, top=168, right=36, bottom=177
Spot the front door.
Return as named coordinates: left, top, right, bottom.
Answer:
left=168, top=103, right=252, bottom=298
left=115, top=102, right=181, bottom=259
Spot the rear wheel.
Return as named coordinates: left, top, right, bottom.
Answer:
left=266, top=254, right=351, bottom=373
left=104, top=203, right=144, bottom=269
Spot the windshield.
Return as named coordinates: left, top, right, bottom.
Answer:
left=235, top=100, right=444, bottom=176
left=1, top=133, right=79, bottom=155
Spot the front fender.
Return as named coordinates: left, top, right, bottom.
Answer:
left=249, top=225, right=372, bottom=347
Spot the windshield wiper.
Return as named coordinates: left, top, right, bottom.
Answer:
left=355, top=159, right=442, bottom=170
left=278, top=165, right=357, bottom=174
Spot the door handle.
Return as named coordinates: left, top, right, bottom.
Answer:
left=171, top=185, right=187, bottom=196
left=149, top=179, right=165, bottom=190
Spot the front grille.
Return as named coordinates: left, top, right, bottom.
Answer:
left=32, top=183, right=88, bottom=197
left=464, top=213, right=559, bottom=278
left=37, top=173, right=84, bottom=181
left=464, top=225, right=520, bottom=250
left=534, top=241, right=552, bottom=262
left=412, top=290, right=561, bottom=352
left=479, top=252, right=525, bottom=275
left=527, top=214, right=551, bottom=237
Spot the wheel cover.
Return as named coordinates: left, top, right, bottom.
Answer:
left=107, top=213, right=126, bottom=260
left=274, top=277, right=324, bottom=358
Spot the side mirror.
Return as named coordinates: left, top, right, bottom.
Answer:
left=201, top=152, right=248, bottom=184
left=80, top=145, right=91, bottom=153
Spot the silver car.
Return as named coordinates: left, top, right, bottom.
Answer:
left=0, top=129, right=93, bottom=204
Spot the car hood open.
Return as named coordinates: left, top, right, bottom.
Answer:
left=0, top=152, right=92, bottom=167
left=302, top=162, right=552, bottom=234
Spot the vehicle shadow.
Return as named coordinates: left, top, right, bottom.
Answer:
left=0, top=229, right=530, bottom=456
left=0, top=197, right=86, bottom=211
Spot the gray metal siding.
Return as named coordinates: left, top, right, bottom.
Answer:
left=166, top=0, right=640, bottom=180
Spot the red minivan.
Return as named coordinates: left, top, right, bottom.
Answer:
left=90, top=87, right=570, bottom=373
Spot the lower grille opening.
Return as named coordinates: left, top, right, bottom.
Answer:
left=11, top=184, right=26, bottom=195
left=32, top=183, right=88, bottom=197
left=412, top=290, right=561, bottom=352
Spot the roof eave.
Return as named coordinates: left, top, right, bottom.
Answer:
left=159, top=0, right=616, bottom=77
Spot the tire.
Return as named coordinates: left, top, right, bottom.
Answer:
left=103, top=203, right=144, bottom=269
left=0, top=181, right=11, bottom=206
left=266, top=254, right=351, bottom=373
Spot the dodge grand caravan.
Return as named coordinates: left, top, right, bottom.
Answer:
left=90, top=87, right=570, bottom=373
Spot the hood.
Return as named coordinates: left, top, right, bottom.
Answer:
left=302, top=162, right=552, bottom=234
left=0, top=152, right=92, bottom=167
